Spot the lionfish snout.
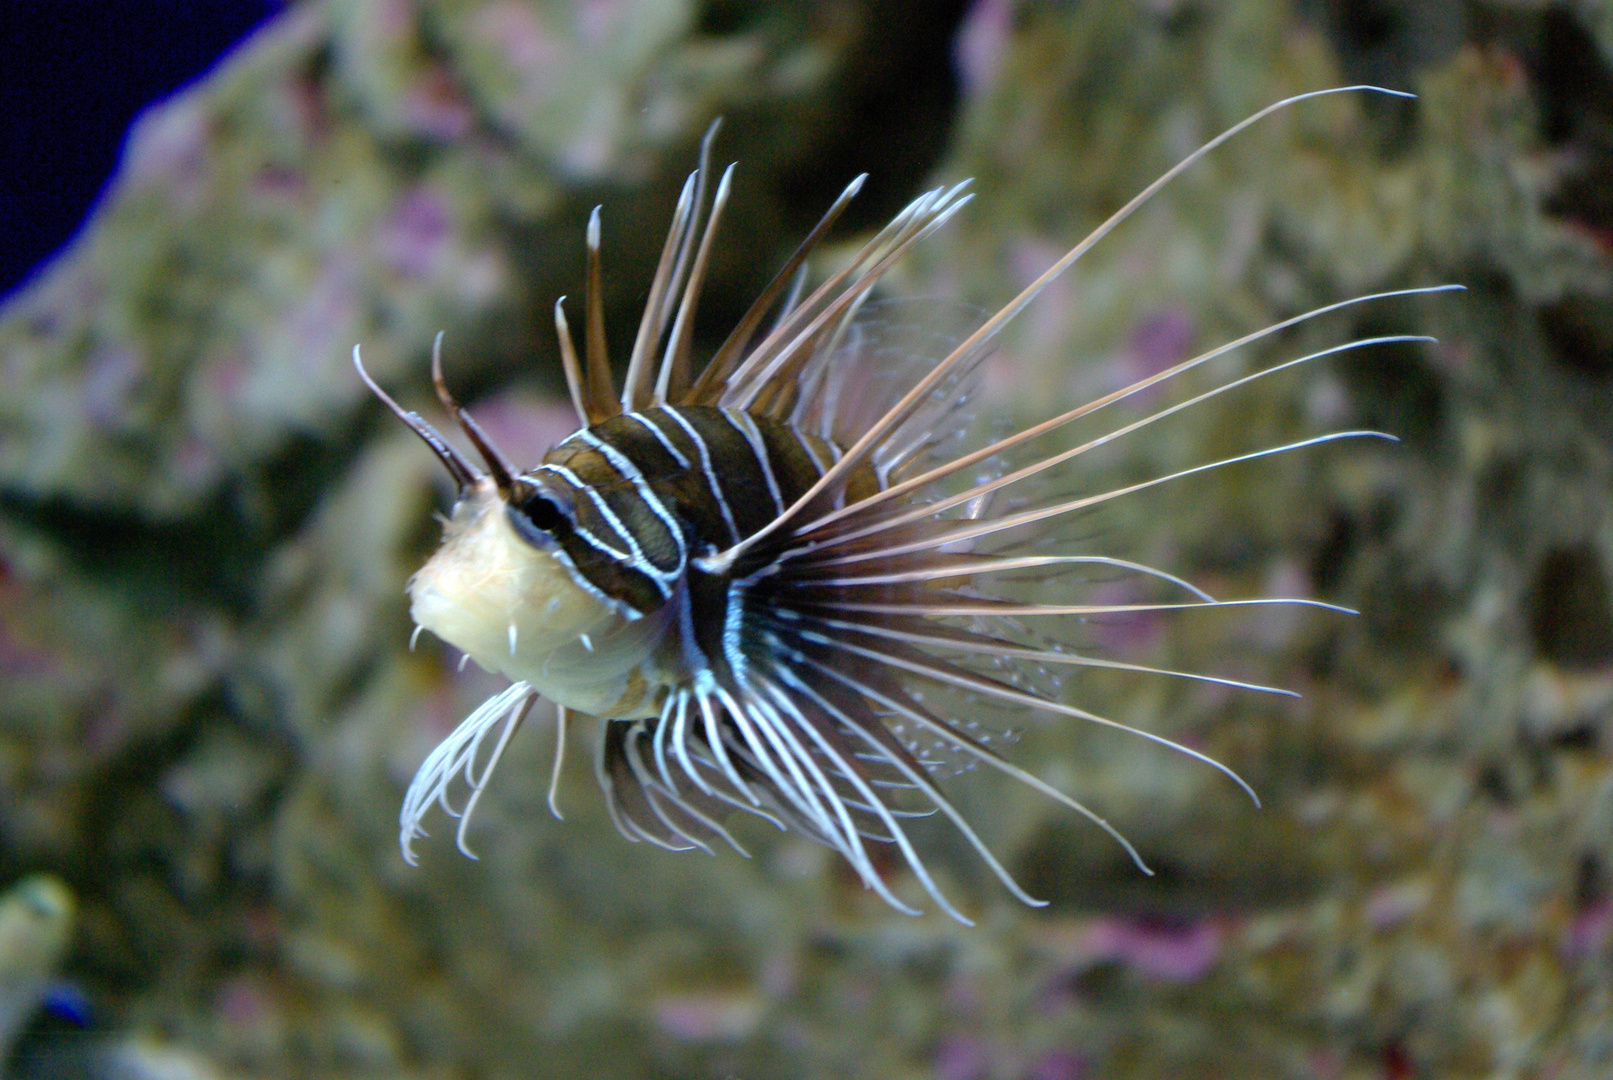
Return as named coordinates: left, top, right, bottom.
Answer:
left=365, top=91, right=1460, bottom=923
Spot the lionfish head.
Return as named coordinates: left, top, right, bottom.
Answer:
left=407, top=479, right=622, bottom=684
left=354, top=335, right=638, bottom=705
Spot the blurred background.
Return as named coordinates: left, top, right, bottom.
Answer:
left=2, top=1, right=1611, bottom=1077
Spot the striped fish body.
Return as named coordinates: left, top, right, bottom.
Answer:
left=408, top=406, right=875, bottom=722
left=537, top=405, right=875, bottom=615
left=369, top=91, right=1452, bottom=923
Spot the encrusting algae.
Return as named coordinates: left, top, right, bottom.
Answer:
left=4, top=1, right=1610, bottom=1075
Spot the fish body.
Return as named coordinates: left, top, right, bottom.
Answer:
left=361, top=88, right=1454, bottom=923
left=411, top=406, right=873, bottom=721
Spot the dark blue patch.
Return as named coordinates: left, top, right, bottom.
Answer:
left=42, top=981, right=92, bottom=1027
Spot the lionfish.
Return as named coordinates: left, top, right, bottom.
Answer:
left=357, top=87, right=1454, bottom=924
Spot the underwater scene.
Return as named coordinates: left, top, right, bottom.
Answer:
left=2, top=1, right=1612, bottom=1077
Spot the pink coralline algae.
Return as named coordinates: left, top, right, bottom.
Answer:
left=400, top=66, right=475, bottom=142
left=1046, top=916, right=1225, bottom=984
left=378, top=189, right=453, bottom=281
left=1563, top=900, right=1612, bottom=959
left=1118, top=309, right=1195, bottom=403
left=954, top=0, right=1012, bottom=93
left=934, top=1033, right=989, bottom=1080
left=651, top=991, right=764, bottom=1043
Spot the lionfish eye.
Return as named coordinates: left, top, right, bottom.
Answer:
left=507, top=482, right=573, bottom=545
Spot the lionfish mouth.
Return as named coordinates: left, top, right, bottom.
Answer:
left=359, top=87, right=1460, bottom=924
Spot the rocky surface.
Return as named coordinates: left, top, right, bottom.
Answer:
left=2, top=0, right=1612, bottom=1077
